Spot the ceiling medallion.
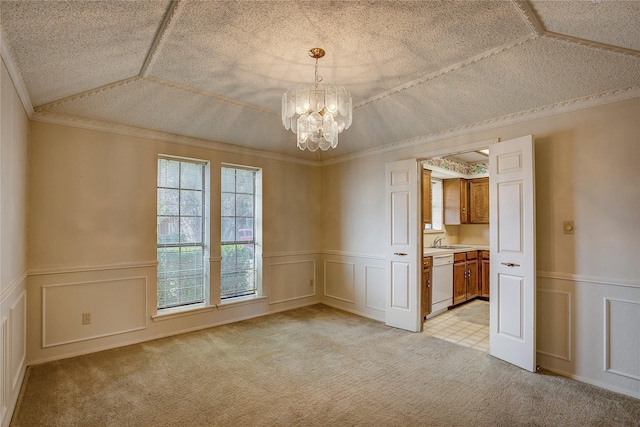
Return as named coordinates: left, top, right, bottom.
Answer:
left=282, top=48, right=352, bottom=151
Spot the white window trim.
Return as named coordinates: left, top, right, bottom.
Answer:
left=157, top=155, right=211, bottom=310
left=220, top=164, right=262, bottom=301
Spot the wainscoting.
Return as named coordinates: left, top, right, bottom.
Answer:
left=27, top=254, right=323, bottom=366
left=0, top=273, right=27, bottom=427
left=41, top=276, right=147, bottom=348
left=27, top=262, right=158, bottom=364
left=319, top=252, right=386, bottom=322
left=18, top=258, right=640, bottom=403
left=267, top=258, right=316, bottom=305
left=315, top=257, right=640, bottom=399
left=536, top=272, right=640, bottom=399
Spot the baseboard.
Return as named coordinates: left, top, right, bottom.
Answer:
left=540, top=365, right=640, bottom=400
left=320, top=300, right=385, bottom=323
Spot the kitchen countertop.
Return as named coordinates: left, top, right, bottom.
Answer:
left=423, top=245, right=490, bottom=256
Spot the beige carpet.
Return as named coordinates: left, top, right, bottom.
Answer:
left=11, top=304, right=640, bottom=426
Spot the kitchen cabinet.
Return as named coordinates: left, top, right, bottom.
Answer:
left=422, top=257, right=432, bottom=319
left=443, top=178, right=489, bottom=225
left=480, top=250, right=490, bottom=298
left=443, top=178, right=468, bottom=225
left=453, top=251, right=479, bottom=305
left=469, top=178, right=489, bottom=224
left=422, top=169, right=432, bottom=225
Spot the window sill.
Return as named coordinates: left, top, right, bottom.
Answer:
left=423, top=229, right=445, bottom=234
left=217, top=295, right=267, bottom=310
left=152, top=303, right=215, bottom=322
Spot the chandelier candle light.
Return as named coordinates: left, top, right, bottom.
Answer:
left=282, top=48, right=352, bottom=151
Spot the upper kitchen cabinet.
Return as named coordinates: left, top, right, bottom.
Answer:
left=422, top=169, right=432, bottom=225
left=443, top=178, right=489, bottom=225
left=443, top=178, right=469, bottom=225
left=469, top=178, right=489, bottom=224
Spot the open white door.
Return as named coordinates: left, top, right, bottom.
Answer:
left=385, top=159, right=421, bottom=332
left=489, top=135, right=537, bottom=372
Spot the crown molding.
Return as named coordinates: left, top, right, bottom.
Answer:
left=140, top=0, right=185, bottom=78
left=30, top=111, right=321, bottom=167
left=323, top=85, right=640, bottom=166
left=25, top=84, right=640, bottom=169
left=0, top=26, right=34, bottom=118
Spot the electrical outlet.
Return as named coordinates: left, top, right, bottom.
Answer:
left=82, top=312, right=91, bottom=325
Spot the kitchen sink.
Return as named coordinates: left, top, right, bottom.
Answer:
left=428, top=245, right=471, bottom=249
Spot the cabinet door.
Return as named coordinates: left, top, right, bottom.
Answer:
left=422, top=169, right=432, bottom=225
left=443, top=178, right=469, bottom=225
left=460, top=179, right=469, bottom=223
left=481, top=255, right=490, bottom=298
left=422, top=263, right=432, bottom=317
left=453, top=261, right=467, bottom=305
left=466, top=258, right=479, bottom=299
left=469, top=178, right=489, bottom=223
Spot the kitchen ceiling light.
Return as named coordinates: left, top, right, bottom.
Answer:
left=282, top=48, right=352, bottom=152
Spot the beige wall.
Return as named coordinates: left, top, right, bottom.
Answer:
left=26, top=121, right=322, bottom=363
left=8, top=62, right=640, bottom=400
left=322, top=98, right=640, bottom=279
left=319, top=97, right=640, bottom=398
left=0, top=58, right=29, bottom=427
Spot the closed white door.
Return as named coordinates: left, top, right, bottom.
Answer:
left=385, top=159, right=421, bottom=332
left=489, top=135, right=537, bottom=372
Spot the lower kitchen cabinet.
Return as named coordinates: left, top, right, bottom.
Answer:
left=480, top=250, right=490, bottom=298
left=453, top=251, right=479, bottom=305
left=422, top=256, right=432, bottom=319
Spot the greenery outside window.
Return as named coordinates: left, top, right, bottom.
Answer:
left=157, top=157, right=209, bottom=309
left=221, top=166, right=259, bottom=299
left=425, top=178, right=443, bottom=231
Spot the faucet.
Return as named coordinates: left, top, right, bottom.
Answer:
left=432, top=236, right=445, bottom=247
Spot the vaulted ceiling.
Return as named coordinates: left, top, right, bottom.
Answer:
left=1, top=1, right=639, bottom=162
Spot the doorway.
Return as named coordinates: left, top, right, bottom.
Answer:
left=415, top=135, right=537, bottom=372
left=420, top=148, right=491, bottom=353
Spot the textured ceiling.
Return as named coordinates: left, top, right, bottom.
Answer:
left=1, top=0, right=639, bottom=162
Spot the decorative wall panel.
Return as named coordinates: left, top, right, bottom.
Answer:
left=8, top=292, right=25, bottom=392
left=537, top=289, right=571, bottom=361
left=324, top=261, right=355, bottom=303
left=268, top=260, right=316, bottom=304
left=0, top=318, right=6, bottom=421
left=42, top=277, right=147, bottom=347
left=604, top=298, right=640, bottom=380
left=364, top=265, right=385, bottom=311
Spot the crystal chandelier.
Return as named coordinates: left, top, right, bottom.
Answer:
left=282, top=48, right=352, bottom=151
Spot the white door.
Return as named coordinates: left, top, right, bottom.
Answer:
left=385, top=159, right=421, bottom=332
left=489, top=135, right=537, bottom=372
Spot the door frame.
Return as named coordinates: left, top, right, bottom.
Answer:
left=411, top=139, right=497, bottom=328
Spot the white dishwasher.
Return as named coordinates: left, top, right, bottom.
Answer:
left=427, top=253, right=454, bottom=319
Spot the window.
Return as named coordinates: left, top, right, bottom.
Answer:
left=425, top=179, right=443, bottom=231
left=157, top=157, right=209, bottom=309
left=221, top=166, right=259, bottom=299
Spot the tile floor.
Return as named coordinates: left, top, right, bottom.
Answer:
left=423, top=299, right=490, bottom=353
